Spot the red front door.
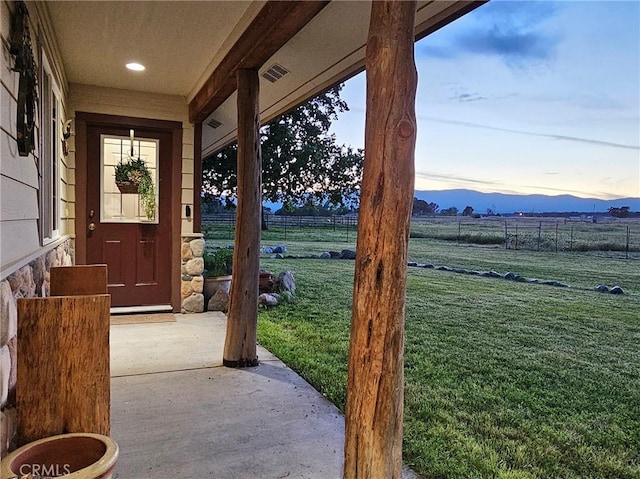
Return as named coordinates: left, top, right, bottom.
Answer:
left=85, top=125, right=173, bottom=307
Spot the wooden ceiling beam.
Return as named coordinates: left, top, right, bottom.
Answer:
left=189, top=0, right=330, bottom=124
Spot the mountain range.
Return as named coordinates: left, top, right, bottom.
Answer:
left=414, top=189, right=640, bottom=214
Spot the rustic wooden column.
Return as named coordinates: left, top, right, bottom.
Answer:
left=344, top=2, right=417, bottom=478
left=223, top=68, right=261, bottom=367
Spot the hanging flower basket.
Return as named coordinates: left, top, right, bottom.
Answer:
left=114, top=156, right=157, bottom=219
left=115, top=181, right=140, bottom=194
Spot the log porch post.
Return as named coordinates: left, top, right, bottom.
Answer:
left=344, top=1, right=417, bottom=478
left=223, top=68, right=261, bottom=367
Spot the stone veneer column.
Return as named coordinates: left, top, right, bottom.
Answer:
left=0, top=239, right=74, bottom=455
left=180, top=234, right=205, bottom=313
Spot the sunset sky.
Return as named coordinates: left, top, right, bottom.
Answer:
left=331, top=0, right=640, bottom=200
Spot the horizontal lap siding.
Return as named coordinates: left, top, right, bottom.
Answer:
left=1, top=3, right=41, bottom=269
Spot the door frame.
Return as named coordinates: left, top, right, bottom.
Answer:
left=75, top=112, right=183, bottom=312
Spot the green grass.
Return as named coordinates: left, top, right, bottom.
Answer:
left=248, top=234, right=640, bottom=479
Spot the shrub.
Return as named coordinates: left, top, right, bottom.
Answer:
left=204, top=248, right=234, bottom=277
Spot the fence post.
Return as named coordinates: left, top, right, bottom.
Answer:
left=570, top=226, right=573, bottom=251
left=504, top=221, right=508, bottom=249
left=333, top=215, right=336, bottom=232
left=346, top=216, right=350, bottom=242
left=458, top=221, right=461, bottom=246
left=515, top=224, right=518, bottom=250
left=626, top=226, right=630, bottom=259
left=284, top=215, right=287, bottom=241
left=537, top=221, right=542, bottom=251
left=555, top=222, right=558, bottom=253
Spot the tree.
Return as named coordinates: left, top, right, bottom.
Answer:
left=462, top=205, right=474, bottom=216
left=608, top=206, right=630, bottom=218
left=202, top=85, right=364, bottom=228
left=412, top=197, right=438, bottom=215
left=440, top=206, right=458, bottom=216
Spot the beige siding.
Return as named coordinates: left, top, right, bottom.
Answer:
left=68, top=83, right=196, bottom=234
left=1, top=0, right=73, bottom=277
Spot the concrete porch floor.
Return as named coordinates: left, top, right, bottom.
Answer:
left=110, top=313, right=418, bottom=479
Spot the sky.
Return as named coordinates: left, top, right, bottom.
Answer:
left=330, top=0, right=640, bottom=200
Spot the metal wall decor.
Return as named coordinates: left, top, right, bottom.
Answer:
left=9, top=1, right=38, bottom=157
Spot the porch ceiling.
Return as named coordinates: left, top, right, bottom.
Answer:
left=44, top=0, right=482, bottom=156
left=45, top=0, right=261, bottom=98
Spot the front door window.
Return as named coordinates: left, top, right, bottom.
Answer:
left=100, top=135, right=159, bottom=223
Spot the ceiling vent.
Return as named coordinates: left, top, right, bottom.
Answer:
left=207, top=118, right=222, bottom=129
left=262, top=64, right=289, bottom=83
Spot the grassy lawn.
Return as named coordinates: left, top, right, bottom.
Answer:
left=207, top=228, right=640, bottom=478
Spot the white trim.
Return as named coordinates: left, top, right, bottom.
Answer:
left=111, top=305, right=173, bottom=315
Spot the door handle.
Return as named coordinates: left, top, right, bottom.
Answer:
left=88, top=223, right=96, bottom=231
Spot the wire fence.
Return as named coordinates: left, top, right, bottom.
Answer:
left=202, top=213, right=640, bottom=259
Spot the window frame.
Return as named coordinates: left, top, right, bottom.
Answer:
left=39, top=53, right=62, bottom=245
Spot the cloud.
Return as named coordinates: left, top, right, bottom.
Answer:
left=417, top=0, right=561, bottom=66
left=419, top=116, right=640, bottom=151
left=449, top=91, right=487, bottom=103
left=415, top=171, right=626, bottom=199
left=456, top=28, right=557, bottom=62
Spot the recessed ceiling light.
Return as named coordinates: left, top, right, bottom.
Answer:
left=126, top=62, right=145, bottom=72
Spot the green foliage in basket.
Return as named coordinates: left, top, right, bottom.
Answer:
left=114, top=157, right=156, bottom=219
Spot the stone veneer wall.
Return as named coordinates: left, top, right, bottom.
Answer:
left=0, top=239, right=74, bottom=456
left=181, top=235, right=205, bottom=313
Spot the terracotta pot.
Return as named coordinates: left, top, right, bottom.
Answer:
left=0, top=433, right=118, bottom=479
left=203, top=275, right=232, bottom=309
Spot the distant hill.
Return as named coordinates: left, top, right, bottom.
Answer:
left=414, top=189, right=640, bottom=215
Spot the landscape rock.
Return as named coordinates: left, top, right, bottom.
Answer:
left=275, top=271, right=296, bottom=294
left=189, top=239, right=205, bottom=258
left=182, top=293, right=204, bottom=313
left=7, top=337, right=16, bottom=395
left=341, top=249, right=356, bottom=260
left=259, top=271, right=275, bottom=293
left=273, top=245, right=286, bottom=254
left=319, top=252, right=331, bottom=259
left=191, top=276, right=204, bottom=294
left=0, top=281, right=17, bottom=347
left=407, top=262, right=418, bottom=267
left=421, top=263, right=434, bottom=269
left=452, top=268, right=467, bottom=274
left=274, top=253, right=284, bottom=259
left=436, top=266, right=451, bottom=271
left=208, top=290, right=229, bottom=312
left=258, top=293, right=279, bottom=307
left=181, top=242, right=193, bottom=261
left=181, top=280, right=193, bottom=299
left=31, top=256, right=46, bottom=296
left=8, top=266, right=35, bottom=299
left=504, top=272, right=517, bottom=280
left=610, top=285, right=624, bottom=295
left=262, top=247, right=273, bottom=254
left=329, top=251, right=342, bottom=259
left=488, top=271, right=502, bottom=278
left=0, top=345, right=9, bottom=405
left=595, top=284, right=610, bottom=293
left=540, top=280, right=569, bottom=288
left=185, top=257, right=204, bottom=276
